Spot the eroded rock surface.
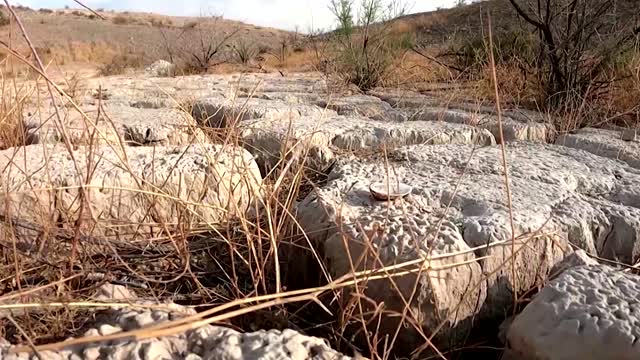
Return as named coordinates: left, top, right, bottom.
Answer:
left=188, top=93, right=497, bottom=173
left=505, top=265, right=640, bottom=360
left=368, top=88, right=554, bottom=142
left=293, top=142, right=640, bottom=347
left=145, top=59, right=176, bottom=77
left=0, top=143, right=262, bottom=247
left=556, top=127, right=640, bottom=170
left=25, top=73, right=560, bottom=175
left=1, top=285, right=354, bottom=360
left=25, top=104, right=207, bottom=146
left=9, top=71, right=640, bottom=357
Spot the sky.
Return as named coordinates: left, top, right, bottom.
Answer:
left=10, top=0, right=459, bottom=31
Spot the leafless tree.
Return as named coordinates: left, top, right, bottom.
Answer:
left=158, top=15, right=239, bottom=74
left=507, top=0, right=640, bottom=106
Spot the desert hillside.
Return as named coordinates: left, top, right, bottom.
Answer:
left=0, top=5, right=300, bottom=72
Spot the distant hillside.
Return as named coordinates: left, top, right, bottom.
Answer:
left=390, top=0, right=639, bottom=46
left=0, top=5, right=296, bottom=69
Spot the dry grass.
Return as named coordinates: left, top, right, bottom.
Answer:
left=0, top=3, right=637, bottom=360
left=0, top=98, right=27, bottom=150
left=97, top=53, right=144, bottom=76
left=0, top=60, right=30, bottom=150
left=111, top=14, right=132, bottom=25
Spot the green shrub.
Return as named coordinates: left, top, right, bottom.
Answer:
left=233, top=40, right=258, bottom=64
left=326, top=0, right=408, bottom=90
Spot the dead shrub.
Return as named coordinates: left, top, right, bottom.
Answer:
left=445, top=29, right=538, bottom=77
left=150, top=17, right=173, bottom=28
left=0, top=10, right=9, bottom=27
left=268, top=41, right=289, bottom=68
left=506, top=0, right=640, bottom=119
left=434, top=0, right=640, bottom=130
left=0, top=85, right=28, bottom=150
left=111, top=15, right=132, bottom=25
left=98, top=53, right=144, bottom=76
left=158, top=17, right=238, bottom=74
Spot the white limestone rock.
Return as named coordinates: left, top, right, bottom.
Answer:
left=294, top=142, right=640, bottom=347
left=411, top=107, right=553, bottom=143
left=549, top=249, right=598, bottom=279
left=1, top=305, right=354, bottom=360
left=505, top=265, right=640, bottom=360
left=315, top=94, right=407, bottom=122
left=191, top=96, right=332, bottom=128
left=232, top=72, right=327, bottom=95
left=368, top=89, right=554, bottom=142
left=556, top=127, right=640, bottom=170
left=242, top=113, right=495, bottom=173
left=145, top=60, right=176, bottom=77
left=0, top=144, right=262, bottom=247
left=24, top=104, right=208, bottom=146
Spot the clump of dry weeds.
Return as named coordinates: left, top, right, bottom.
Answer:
left=97, top=53, right=144, bottom=76
left=0, top=66, right=30, bottom=150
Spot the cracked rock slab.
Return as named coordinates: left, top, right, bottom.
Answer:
left=293, top=142, right=640, bottom=349
left=25, top=104, right=208, bottom=146
left=409, top=107, right=552, bottom=143
left=0, top=144, right=262, bottom=247
left=549, top=249, right=598, bottom=279
left=1, top=304, right=354, bottom=360
left=505, top=265, right=640, bottom=360
left=556, top=127, right=640, bottom=170
left=242, top=114, right=495, bottom=173
left=191, top=96, right=333, bottom=128
left=314, top=94, right=407, bottom=122
left=145, top=60, right=176, bottom=77
left=368, top=89, right=554, bottom=143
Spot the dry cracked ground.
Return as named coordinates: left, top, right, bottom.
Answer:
left=2, top=61, right=640, bottom=359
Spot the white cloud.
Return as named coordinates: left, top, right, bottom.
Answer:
left=11, top=0, right=457, bottom=31
left=221, top=0, right=333, bottom=32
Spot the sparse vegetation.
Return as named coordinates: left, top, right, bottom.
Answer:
left=324, top=0, right=409, bottom=90
left=150, top=17, right=173, bottom=27
left=232, top=39, right=257, bottom=64
left=112, top=14, right=133, bottom=25
left=268, top=40, right=290, bottom=68
left=98, top=53, right=144, bottom=76
left=410, top=0, right=640, bottom=130
left=159, top=17, right=240, bottom=74
left=0, top=92, right=27, bottom=150
left=0, top=9, right=9, bottom=27
left=507, top=0, right=640, bottom=110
